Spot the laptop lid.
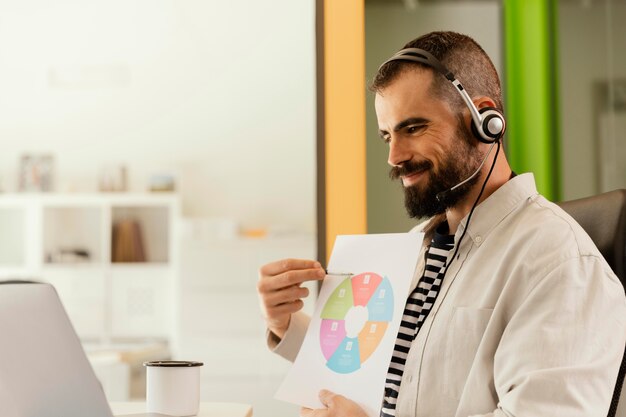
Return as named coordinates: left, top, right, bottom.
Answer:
left=0, top=281, right=114, bottom=417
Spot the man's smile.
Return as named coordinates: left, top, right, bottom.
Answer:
left=401, top=168, right=428, bottom=187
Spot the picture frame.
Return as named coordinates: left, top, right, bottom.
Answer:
left=19, top=153, right=54, bottom=192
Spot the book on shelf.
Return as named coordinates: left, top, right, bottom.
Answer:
left=112, top=220, right=146, bottom=263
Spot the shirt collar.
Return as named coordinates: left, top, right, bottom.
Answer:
left=456, top=172, right=539, bottom=247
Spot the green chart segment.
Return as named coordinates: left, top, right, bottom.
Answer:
left=320, top=272, right=394, bottom=374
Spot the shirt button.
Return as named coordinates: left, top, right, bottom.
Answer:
left=475, top=235, right=483, bottom=243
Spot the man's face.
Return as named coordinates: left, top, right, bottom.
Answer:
left=374, top=68, right=484, bottom=219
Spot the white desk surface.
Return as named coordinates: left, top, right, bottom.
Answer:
left=110, top=401, right=253, bottom=417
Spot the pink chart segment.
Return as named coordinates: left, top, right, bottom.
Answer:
left=320, top=319, right=347, bottom=360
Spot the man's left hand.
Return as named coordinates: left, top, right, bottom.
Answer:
left=300, top=390, right=368, bottom=417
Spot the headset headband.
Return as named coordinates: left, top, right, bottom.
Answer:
left=383, top=48, right=455, bottom=81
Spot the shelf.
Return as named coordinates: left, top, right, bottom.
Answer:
left=41, top=263, right=104, bottom=271
left=110, top=269, right=172, bottom=338
left=0, top=193, right=179, bottom=342
left=0, top=193, right=177, bottom=206
left=0, top=267, right=35, bottom=279
left=112, top=206, right=170, bottom=263
left=0, top=207, right=26, bottom=265
left=41, top=268, right=107, bottom=339
left=110, top=263, right=170, bottom=270
left=43, top=206, right=102, bottom=264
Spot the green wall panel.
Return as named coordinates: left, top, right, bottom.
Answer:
left=504, top=0, right=561, bottom=200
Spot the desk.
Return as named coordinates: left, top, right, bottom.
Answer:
left=110, top=402, right=253, bottom=417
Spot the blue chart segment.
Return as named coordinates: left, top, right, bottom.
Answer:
left=327, top=337, right=361, bottom=374
left=320, top=273, right=394, bottom=374
left=366, top=277, right=394, bottom=322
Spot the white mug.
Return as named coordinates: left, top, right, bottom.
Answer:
left=144, top=360, right=204, bottom=416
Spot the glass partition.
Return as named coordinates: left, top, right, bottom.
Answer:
left=558, top=0, right=626, bottom=199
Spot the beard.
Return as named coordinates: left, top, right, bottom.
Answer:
left=389, top=121, right=485, bottom=219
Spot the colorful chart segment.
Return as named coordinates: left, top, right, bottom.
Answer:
left=319, top=272, right=394, bottom=374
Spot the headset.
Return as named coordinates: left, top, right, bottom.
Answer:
left=380, top=47, right=506, bottom=144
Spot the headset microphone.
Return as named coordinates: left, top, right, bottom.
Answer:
left=435, top=141, right=497, bottom=202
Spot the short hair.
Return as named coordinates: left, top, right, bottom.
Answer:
left=370, top=31, right=503, bottom=113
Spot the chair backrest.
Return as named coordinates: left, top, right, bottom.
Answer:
left=558, top=189, right=626, bottom=417
left=558, top=189, right=626, bottom=282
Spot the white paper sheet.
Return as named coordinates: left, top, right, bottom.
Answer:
left=275, top=232, right=425, bottom=416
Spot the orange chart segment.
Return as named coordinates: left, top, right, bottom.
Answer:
left=321, top=277, right=354, bottom=319
left=357, top=321, right=388, bottom=363
left=351, top=272, right=383, bottom=306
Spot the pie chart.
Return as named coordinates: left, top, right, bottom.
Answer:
left=319, top=272, right=394, bottom=374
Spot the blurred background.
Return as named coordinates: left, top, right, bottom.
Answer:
left=0, top=1, right=623, bottom=416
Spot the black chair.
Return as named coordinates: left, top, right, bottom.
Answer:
left=558, top=189, right=626, bottom=417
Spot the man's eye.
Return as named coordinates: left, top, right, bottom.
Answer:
left=407, top=125, right=423, bottom=134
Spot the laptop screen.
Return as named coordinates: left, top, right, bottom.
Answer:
left=0, top=282, right=113, bottom=417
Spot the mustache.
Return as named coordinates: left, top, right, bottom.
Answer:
left=389, top=159, right=433, bottom=180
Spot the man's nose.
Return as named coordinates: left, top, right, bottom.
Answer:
left=387, top=138, right=411, bottom=167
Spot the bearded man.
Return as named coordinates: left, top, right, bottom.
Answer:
left=256, top=31, right=626, bottom=417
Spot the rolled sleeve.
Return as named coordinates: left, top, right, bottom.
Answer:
left=266, top=311, right=311, bottom=362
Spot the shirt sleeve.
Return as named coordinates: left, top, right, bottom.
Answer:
left=266, top=311, right=311, bottom=362
left=473, top=255, right=626, bottom=417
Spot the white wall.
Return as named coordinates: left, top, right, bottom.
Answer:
left=0, top=0, right=317, bottom=233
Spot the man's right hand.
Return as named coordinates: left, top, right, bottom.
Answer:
left=257, top=259, right=326, bottom=339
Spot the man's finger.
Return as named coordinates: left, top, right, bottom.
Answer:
left=262, top=285, right=309, bottom=307
left=260, top=259, right=321, bottom=276
left=258, top=268, right=324, bottom=294
left=300, top=406, right=327, bottom=417
left=267, top=299, right=304, bottom=317
left=273, top=268, right=325, bottom=289
left=319, top=389, right=337, bottom=408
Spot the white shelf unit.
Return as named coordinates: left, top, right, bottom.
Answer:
left=0, top=193, right=180, bottom=345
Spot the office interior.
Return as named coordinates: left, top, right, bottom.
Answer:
left=0, top=1, right=623, bottom=416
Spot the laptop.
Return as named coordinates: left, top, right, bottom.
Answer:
left=0, top=281, right=172, bottom=417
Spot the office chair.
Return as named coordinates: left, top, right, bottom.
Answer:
left=558, top=189, right=626, bottom=417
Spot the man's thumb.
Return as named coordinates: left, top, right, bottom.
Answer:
left=319, top=389, right=337, bottom=407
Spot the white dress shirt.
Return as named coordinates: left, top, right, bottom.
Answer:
left=269, top=173, right=626, bottom=417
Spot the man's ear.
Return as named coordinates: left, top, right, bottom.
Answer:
left=473, top=96, right=498, bottom=110
left=470, top=96, right=505, bottom=144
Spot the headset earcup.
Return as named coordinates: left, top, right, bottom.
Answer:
left=471, top=107, right=506, bottom=144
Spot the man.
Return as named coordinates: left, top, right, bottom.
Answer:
left=257, top=31, right=626, bottom=417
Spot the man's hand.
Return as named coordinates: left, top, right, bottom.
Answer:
left=257, top=258, right=325, bottom=339
left=300, top=390, right=368, bottom=417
